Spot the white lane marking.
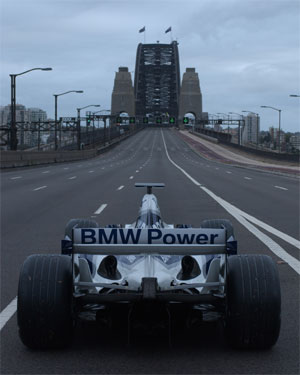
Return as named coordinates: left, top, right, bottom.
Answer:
left=94, top=203, right=107, bottom=215
left=226, top=171, right=232, bottom=174
left=68, top=176, right=77, bottom=180
left=139, top=167, right=143, bottom=169
left=117, top=185, right=124, bottom=191
left=221, top=201, right=300, bottom=249
left=215, top=168, right=219, bottom=170
left=0, top=297, right=17, bottom=331
left=161, top=130, right=300, bottom=274
left=129, top=176, right=134, bottom=179
left=63, top=167, right=69, bottom=170
left=136, top=170, right=139, bottom=173
left=88, top=170, right=94, bottom=173
left=10, top=176, right=22, bottom=180
left=42, top=170, right=50, bottom=174
left=33, top=185, right=47, bottom=191
left=244, top=177, right=252, bottom=180
left=200, top=185, right=300, bottom=273
left=275, top=185, right=288, bottom=191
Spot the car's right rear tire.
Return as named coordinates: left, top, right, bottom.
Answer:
left=225, top=254, right=281, bottom=349
left=18, top=255, right=73, bottom=349
left=200, top=219, right=234, bottom=240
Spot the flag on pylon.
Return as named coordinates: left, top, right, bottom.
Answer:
left=165, top=27, right=171, bottom=33
left=139, top=26, right=145, bottom=33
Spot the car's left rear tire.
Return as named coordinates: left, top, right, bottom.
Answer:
left=17, top=254, right=73, bottom=349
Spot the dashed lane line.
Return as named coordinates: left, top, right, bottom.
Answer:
left=68, top=176, right=77, bottom=180
left=226, top=171, right=232, bottom=174
left=33, top=186, right=47, bottom=191
left=42, top=171, right=50, bottom=174
left=88, top=170, right=95, bottom=173
left=10, top=176, right=22, bottom=180
left=275, top=186, right=288, bottom=191
left=0, top=297, right=17, bottom=331
left=129, top=176, right=134, bottom=179
left=161, top=129, right=300, bottom=274
left=244, top=177, right=252, bottom=180
left=136, top=170, right=139, bottom=173
left=94, top=203, right=107, bottom=215
left=117, top=185, right=124, bottom=191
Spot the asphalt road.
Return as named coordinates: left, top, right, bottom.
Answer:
left=1, top=128, right=299, bottom=374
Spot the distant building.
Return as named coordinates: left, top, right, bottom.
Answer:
left=242, top=114, right=260, bottom=144
left=0, top=104, right=47, bottom=125
left=0, top=104, right=48, bottom=148
left=290, top=133, right=300, bottom=151
left=27, top=108, right=47, bottom=122
left=0, top=104, right=28, bottom=125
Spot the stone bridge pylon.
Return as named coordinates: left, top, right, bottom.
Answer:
left=111, top=67, right=135, bottom=116
left=178, top=68, right=203, bottom=128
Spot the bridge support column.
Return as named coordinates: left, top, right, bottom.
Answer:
left=178, top=68, right=202, bottom=129
left=111, top=67, right=135, bottom=120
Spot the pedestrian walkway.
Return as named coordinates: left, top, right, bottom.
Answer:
left=179, top=130, right=299, bottom=176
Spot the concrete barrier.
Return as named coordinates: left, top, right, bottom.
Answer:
left=0, top=149, right=97, bottom=168
left=189, top=130, right=218, bottom=143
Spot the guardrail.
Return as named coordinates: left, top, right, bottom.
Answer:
left=0, top=128, right=142, bottom=169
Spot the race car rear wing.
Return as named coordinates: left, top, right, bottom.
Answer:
left=71, top=227, right=227, bottom=255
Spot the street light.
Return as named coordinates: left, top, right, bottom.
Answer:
left=54, top=90, right=83, bottom=150
left=77, top=105, right=100, bottom=150
left=10, top=67, right=52, bottom=150
left=229, top=112, right=244, bottom=146
left=92, top=109, right=111, bottom=145
left=217, top=112, right=230, bottom=134
left=260, top=106, right=282, bottom=152
left=242, top=110, right=260, bottom=149
left=289, top=94, right=300, bottom=97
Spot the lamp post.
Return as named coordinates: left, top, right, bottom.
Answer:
left=77, top=105, right=100, bottom=150
left=9, top=67, right=52, bottom=150
left=289, top=94, right=300, bottom=97
left=92, top=109, right=111, bottom=146
left=260, top=106, right=281, bottom=152
left=229, top=112, right=244, bottom=146
left=242, top=110, right=260, bottom=149
left=54, top=90, right=83, bottom=150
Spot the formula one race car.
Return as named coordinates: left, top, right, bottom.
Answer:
left=17, top=183, right=281, bottom=350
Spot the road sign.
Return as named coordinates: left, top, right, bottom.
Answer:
left=129, top=117, right=135, bottom=124
left=116, top=116, right=122, bottom=123
left=143, top=117, right=149, bottom=124
left=60, top=117, right=81, bottom=121
left=183, top=117, right=189, bottom=124
left=156, top=117, right=162, bottom=124
left=169, top=117, right=175, bottom=124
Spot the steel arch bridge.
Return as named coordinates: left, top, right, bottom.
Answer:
left=134, top=41, right=180, bottom=118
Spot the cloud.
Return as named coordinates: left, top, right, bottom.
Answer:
left=0, top=0, right=299, bottom=131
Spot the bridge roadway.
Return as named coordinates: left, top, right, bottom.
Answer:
left=1, top=128, right=299, bottom=374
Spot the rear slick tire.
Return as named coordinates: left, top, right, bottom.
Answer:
left=225, top=255, right=281, bottom=349
left=17, top=255, right=73, bottom=349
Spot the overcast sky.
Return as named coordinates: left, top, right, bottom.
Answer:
left=1, top=0, right=299, bottom=132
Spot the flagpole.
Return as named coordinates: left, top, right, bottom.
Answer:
left=171, top=29, right=173, bottom=43
left=144, top=30, right=146, bottom=44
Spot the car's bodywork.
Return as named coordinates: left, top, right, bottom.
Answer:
left=17, top=183, right=281, bottom=349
